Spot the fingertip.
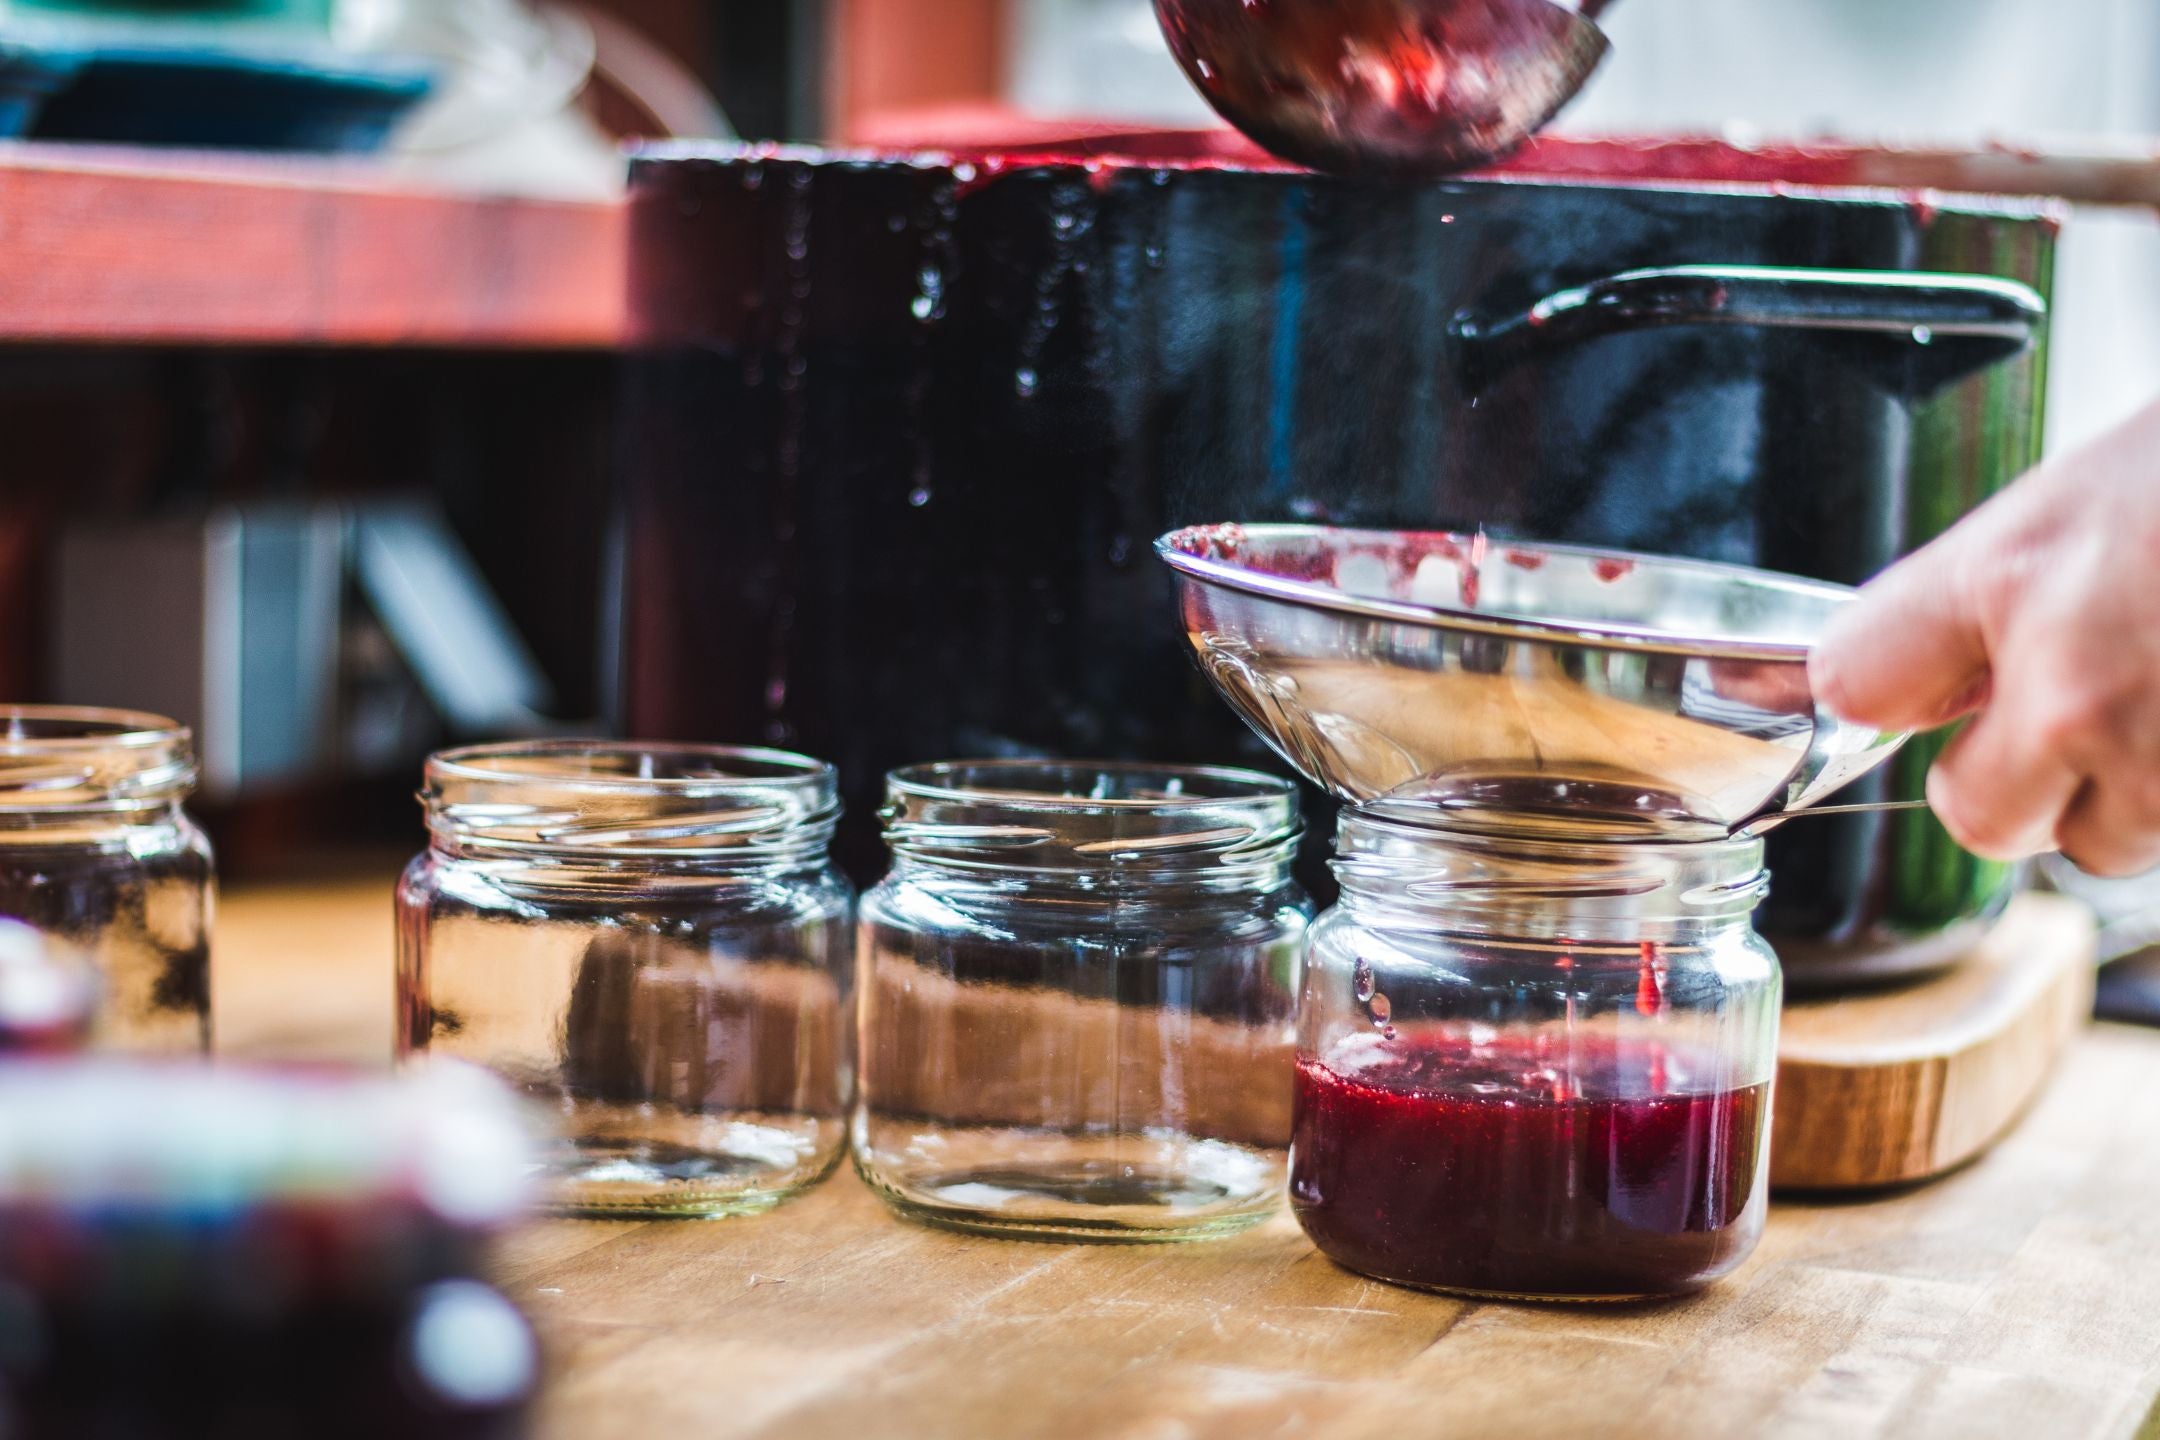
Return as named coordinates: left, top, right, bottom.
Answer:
left=1926, top=761, right=2056, bottom=862
left=1809, top=604, right=1882, bottom=723
left=1807, top=644, right=1858, bottom=723
left=1809, top=543, right=1991, bottom=731
left=1809, top=639, right=1919, bottom=729
left=1923, top=764, right=1982, bottom=853
left=1808, top=594, right=1944, bottom=729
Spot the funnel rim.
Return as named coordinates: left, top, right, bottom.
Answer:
left=1155, top=524, right=1855, bottom=662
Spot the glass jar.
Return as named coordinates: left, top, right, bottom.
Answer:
left=855, top=760, right=1310, bottom=1241
left=396, top=741, right=853, bottom=1218
left=0, top=706, right=212, bottom=1054
left=1292, top=806, right=1780, bottom=1300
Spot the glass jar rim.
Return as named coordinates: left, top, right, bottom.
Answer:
left=422, top=739, right=839, bottom=862
left=882, top=758, right=1301, bottom=875
left=1342, top=801, right=1766, bottom=863
left=427, top=739, right=833, bottom=794
left=1333, top=801, right=1768, bottom=930
left=887, top=758, right=1296, bottom=811
left=0, top=705, right=190, bottom=750
left=0, top=705, right=197, bottom=813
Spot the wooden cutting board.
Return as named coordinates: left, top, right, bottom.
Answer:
left=1772, top=892, right=2096, bottom=1191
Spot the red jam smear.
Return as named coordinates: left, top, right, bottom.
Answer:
left=1290, top=1028, right=1766, bottom=1298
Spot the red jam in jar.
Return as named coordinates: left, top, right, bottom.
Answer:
left=1290, top=1027, right=1768, bottom=1299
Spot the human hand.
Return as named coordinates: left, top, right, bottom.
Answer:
left=1808, top=395, right=2160, bottom=877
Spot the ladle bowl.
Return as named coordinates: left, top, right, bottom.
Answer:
left=1153, top=0, right=1612, bottom=177
left=1156, top=524, right=1910, bottom=841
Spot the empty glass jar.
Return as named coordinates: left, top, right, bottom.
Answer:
left=855, top=760, right=1309, bottom=1241
left=396, top=741, right=852, bottom=1218
left=0, top=706, right=212, bottom=1054
left=1292, top=805, right=1780, bottom=1300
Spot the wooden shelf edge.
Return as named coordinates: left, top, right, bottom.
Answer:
left=0, top=143, right=628, bottom=349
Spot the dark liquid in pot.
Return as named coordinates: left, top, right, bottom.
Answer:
left=1290, top=1028, right=1766, bottom=1298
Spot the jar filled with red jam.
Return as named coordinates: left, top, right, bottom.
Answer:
left=1291, top=805, right=1779, bottom=1301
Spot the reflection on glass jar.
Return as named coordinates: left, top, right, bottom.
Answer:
left=1292, top=806, right=1780, bottom=1300
left=396, top=742, right=852, bottom=1218
left=0, top=707, right=212, bottom=1055
left=855, top=760, right=1310, bottom=1241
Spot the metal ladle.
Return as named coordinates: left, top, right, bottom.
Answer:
left=1153, top=0, right=1615, bottom=177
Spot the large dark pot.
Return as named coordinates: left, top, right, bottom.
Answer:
left=617, top=141, right=2056, bottom=986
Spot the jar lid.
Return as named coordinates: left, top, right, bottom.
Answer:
left=0, top=706, right=197, bottom=812
left=881, top=759, right=1301, bottom=874
left=421, top=741, right=839, bottom=861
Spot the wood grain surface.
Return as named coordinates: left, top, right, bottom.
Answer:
left=1773, top=894, right=2097, bottom=1191
left=216, top=874, right=2160, bottom=1440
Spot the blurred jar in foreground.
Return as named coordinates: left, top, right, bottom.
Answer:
left=0, top=706, right=212, bottom=1055
left=856, top=760, right=1309, bottom=1241
left=397, top=741, right=853, bottom=1218
left=1292, top=807, right=1780, bottom=1300
left=0, top=1059, right=537, bottom=1437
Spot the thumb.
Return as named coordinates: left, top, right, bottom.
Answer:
left=1809, top=539, right=1991, bottom=730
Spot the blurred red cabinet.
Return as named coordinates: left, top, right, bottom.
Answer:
left=828, top=0, right=1010, bottom=141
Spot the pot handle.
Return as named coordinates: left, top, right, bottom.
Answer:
left=1454, top=264, right=2045, bottom=397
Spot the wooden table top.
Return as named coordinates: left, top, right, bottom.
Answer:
left=216, top=874, right=2160, bottom=1440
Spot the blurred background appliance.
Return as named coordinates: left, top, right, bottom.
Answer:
left=0, top=0, right=748, bottom=179
left=51, top=499, right=585, bottom=800
left=53, top=507, right=343, bottom=797
left=0, top=0, right=432, bottom=151
left=0, top=345, right=622, bottom=870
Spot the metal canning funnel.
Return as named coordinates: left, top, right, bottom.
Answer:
left=1157, top=524, right=1909, bottom=841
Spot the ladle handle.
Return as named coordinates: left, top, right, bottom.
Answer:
left=1738, top=798, right=1932, bottom=837
left=1455, top=264, right=2045, bottom=397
